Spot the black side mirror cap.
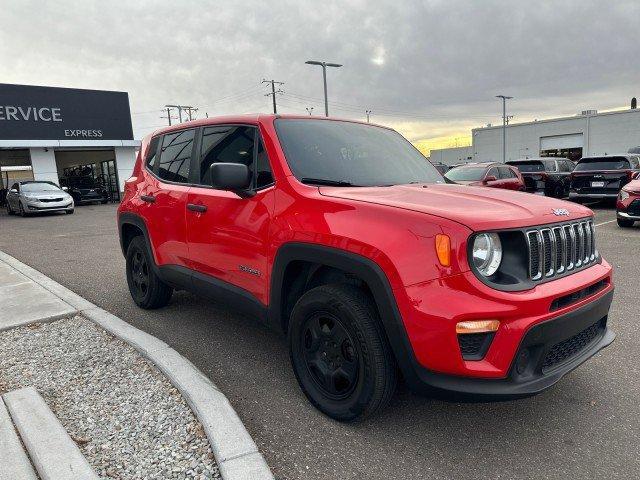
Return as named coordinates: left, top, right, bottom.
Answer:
left=211, top=163, right=253, bottom=196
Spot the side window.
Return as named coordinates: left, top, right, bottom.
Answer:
left=255, top=135, right=274, bottom=189
left=487, top=167, right=499, bottom=179
left=199, top=126, right=255, bottom=186
left=145, top=136, right=160, bottom=171
left=157, top=129, right=195, bottom=183
left=11, top=183, right=19, bottom=191
left=498, top=166, right=513, bottom=179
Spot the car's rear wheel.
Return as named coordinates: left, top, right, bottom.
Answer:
left=617, top=217, right=635, bottom=228
left=126, top=236, right=173, bottom=309
left=288, top=284, right=397, bottom=422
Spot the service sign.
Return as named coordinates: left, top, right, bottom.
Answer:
left=0, top=83, right=134, bottom=141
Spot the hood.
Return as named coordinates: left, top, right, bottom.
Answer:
left=623, top=179, right=640, bottom=194
left=319, top=183, right=593, bottom=231
left=24, top=191, right=68, bottom=199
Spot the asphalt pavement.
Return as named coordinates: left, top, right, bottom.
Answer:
left=0, top=203, right=638, bottom=479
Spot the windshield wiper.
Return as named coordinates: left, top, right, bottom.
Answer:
left=300, top=178, right=358, bottom=187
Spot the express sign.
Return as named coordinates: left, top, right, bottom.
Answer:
left=0, top=83, right=134, bottom=141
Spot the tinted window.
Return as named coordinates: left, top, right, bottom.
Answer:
left=200, top=126, right=255, bottom=186
left=275, top=119, right=443, bottom=187
left=157, top=129, right=194, bottom=183
left=498, top=166, right=515, bottom=179
left=574, top=157, right=631, bottom=171
left=507, top=161, right=545, bottom=172
left=445, top=167, right=487, bottom=182
left=255, top=135, right=274, bottom=188
left=560, top=160, right=574, bottom=172
left=486, top=167, right=499, bottom=179
left=145, top=136, right=160, bottom=170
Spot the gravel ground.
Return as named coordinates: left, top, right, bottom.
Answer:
left=0, top=315, right=220, bottom=480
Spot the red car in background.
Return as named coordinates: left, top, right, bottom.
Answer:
left=444, top=162, right=525, bottom=191
left=616, top=175, right=640, bottom=227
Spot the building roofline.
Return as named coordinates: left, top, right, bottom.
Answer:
left=472, top=107, right=640, bottom=133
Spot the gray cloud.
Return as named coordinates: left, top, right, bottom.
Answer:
left=1, top=0, right=637, bottom=143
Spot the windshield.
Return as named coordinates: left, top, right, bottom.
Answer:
left=20, top=182, right=61, bottom=193
left=274, top=119, right=444, bottom=186
left=507, top=161, right=545, bottom=172
left=444, top=167, right=487, bottom=181
left=575, top=157, right=630, bottom=171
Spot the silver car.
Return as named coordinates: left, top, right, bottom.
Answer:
left=5, top=181, right=75, bottom=216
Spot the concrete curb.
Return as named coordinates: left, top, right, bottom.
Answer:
left=0, top=397, right=37, bottom=480
left=0, top=251, right=274, bottom=480
left=3, top=387, right=99, bottom=480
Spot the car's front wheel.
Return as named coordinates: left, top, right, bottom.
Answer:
left=126, top=236, right=173, bottom=309
left=617, top=217, right=635, bottom=228
left=6, top=202, right=14, bottom=215
left=18, top=202, right=28, bottom=217
left=288, top=284, right=397, bottom=422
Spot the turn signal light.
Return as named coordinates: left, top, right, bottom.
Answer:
left=435, top=234, right=451, bottom=267
left=455, top=320, right=500, bottom=334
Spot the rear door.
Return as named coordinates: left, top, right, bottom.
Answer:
left=186, top=124, right=275, bottom=305
left=143, top=128, right=195, bottom=269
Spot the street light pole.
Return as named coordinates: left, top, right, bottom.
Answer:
left=305, top=60, right=342, bottom=117
left=495, top=95, right=513, bottom=163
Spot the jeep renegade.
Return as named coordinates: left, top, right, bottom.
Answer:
left=118, top=115, right=614, bottom=421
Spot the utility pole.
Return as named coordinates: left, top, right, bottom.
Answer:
left=305, top=60, right=342, bottom=117
left=495, top=95, right=513, bottom=163
left=366, top=110, right=372, bottom=123
left=165, top=104, right=198, bottom=123
left=306, top=107, right=314, bottom=115
left=262, top=79, right=284, bottom=114
left=505, top=115, right=514, bottom=125
left=160, top=107, right=177, bottom=126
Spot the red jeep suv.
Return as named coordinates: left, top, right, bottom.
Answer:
left=118, top=115, right=615, bottom=421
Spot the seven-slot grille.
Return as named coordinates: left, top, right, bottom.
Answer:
left=526, top=220, right=597, bottom=281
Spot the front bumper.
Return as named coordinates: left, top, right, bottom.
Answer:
left=25, top=200, right=73, bottom=211
left=569, top=192, right=618, bottom=200
left=392, top=262, right=614, bottom=396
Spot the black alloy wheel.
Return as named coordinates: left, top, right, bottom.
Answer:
left=125, top=236, right=173, bottom=309
left=300, top=311, right=359, bottom=399
left=289, top=283, right=397, bottom=422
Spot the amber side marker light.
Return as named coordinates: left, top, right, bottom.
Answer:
left=435, top=234, right=451, bottom=267
left=456, top=320, right=500, bottom=334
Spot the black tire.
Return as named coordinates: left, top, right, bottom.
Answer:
left=6, top=202, right=14, bottom=215
left=617, top=217, right=635, bottom=228
left=126, top=236, right=173, bottom=309
left=18, top=202, right=27, bottom=217
left=66, top=209, right=74, bottom=215
left=288, top=283, right=397, bottom=422
left=101, top=199, right=108, bottom=204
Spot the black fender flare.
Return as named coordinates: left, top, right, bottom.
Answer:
left=117, top=212, right=157, bottom=269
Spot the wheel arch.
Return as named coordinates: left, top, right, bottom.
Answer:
left=269, top=242, right=417, bottom=380
left=117, top=213, right=157, bottom=267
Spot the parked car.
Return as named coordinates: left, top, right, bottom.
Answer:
left=569, top=154, right=640, bottom=202
left=444, top=162, right=524, bottom=190
left=5, top=181, right=74, bottom=216
left=616, top=174, right=640, bottom=227
left=431, top=162, right=450, bottom=175
left=60, top=176, right=109, bottom=205
left=506, top=158, right=573, bottom=198
left=118, top=115, right=614, bottom=422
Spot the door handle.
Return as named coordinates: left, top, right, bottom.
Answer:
left=140, top=195, right=156, bottom=203
left=187, top=203, right=207, bottom=213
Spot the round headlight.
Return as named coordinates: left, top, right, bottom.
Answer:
left=619, top=190, right=629, bottom=201
left=472, top=233, right=502, bottom=277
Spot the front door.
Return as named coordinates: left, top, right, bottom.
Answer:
left=186, top=125, right=275, bottom=305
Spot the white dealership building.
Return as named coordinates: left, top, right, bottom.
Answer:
left=433, top=106, right=640, bottom=166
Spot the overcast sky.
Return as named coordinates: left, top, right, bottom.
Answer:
left=1, top=0, right=637, bottom=154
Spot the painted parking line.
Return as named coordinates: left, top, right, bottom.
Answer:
left=595, top=219, right=617, bottom=227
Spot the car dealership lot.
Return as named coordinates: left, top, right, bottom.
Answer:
left=1, top=204, right=638, bottom=479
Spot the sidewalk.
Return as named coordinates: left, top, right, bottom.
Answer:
left=0, top=251, right=273, bottom=480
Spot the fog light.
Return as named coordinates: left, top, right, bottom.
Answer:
left=455, top=319, right=500, bottom=334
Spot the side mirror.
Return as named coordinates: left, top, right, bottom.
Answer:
left=9, top=188, right=18, bottom=193
left=484, top=175, right=497, bottom=183
left=211, top=163, right=252, bottom=194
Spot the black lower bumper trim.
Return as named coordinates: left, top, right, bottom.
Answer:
left=405, top=289, right=614, bottom=397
